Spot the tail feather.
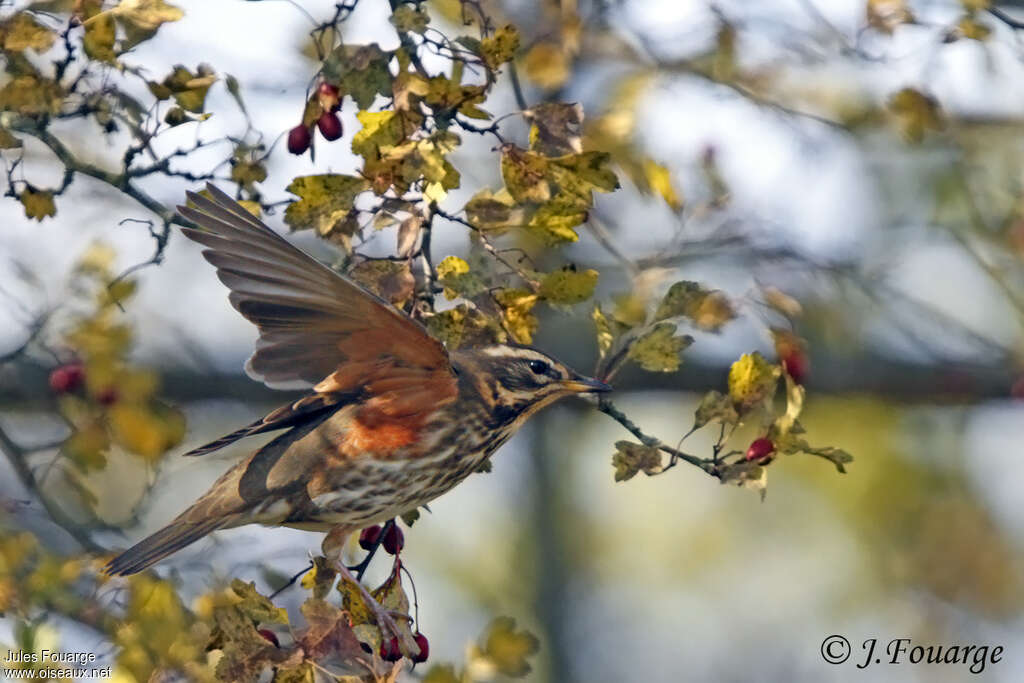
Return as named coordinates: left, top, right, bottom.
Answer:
left=103, top=517, right=229, bottom=576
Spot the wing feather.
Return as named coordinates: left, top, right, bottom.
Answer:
left=176, top=184, right=456, bottom=397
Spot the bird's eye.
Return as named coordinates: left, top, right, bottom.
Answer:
left=528, top=360, right=550, bottom=375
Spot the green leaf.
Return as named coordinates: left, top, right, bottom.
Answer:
left=323, top=43, right=393, bottom=110
left=20, top=188, right=56, bottom=221
left=727, top=352, right=780, bottom=410
left=693, top=390, right=739, bottom=430
left=284, top=174, right=370, bottom=235
left=479, top=25, right=520, bottom=70
left=539, top=266, right=598, bottom=304
left=655, top=281, right=735, bottom=332
left=1, top=12, right=56, bottom=52
left=479, top=616, right=540, bottom=678
left=526, top=196, right=585, bottom=244
left=611, top=440, right=663, bottom=481
left=390, top=5, right=430, bottom=33
left=628, top=323, right=692, bottom=372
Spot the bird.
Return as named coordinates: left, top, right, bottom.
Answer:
left=103, top=184, right=611, bottom=580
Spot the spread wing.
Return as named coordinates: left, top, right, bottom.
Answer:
left=175, top=184, right=458, bottom=454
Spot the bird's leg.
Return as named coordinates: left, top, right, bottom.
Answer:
left=348, top=519, right=395, bottom=580
left=321, top=525, right=416, bottom=653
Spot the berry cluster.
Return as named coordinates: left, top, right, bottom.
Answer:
left=49, top=362, right=118, bottom=405
left=287, top=82, right=343, bottom=155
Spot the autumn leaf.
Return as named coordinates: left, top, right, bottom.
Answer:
left=0, top=128, right=20, bottom=149
left=539, top=266, right=598, bottom=304
left=109, top=0, right=184, bottom=49
left=349, top=259, right=415, bottom=305
left=297, top=599, right=364, bottom=661
left=727, top=352, right=780, bottom=410
left=284, top=174, right=370, bottom=235
left=719, top=460, right=768, bottom=501
left=479, top=25, right=520, bottom=69
left=887, top=88, right=943, bottom=143
left=436, top=255, right=484, bottom=299
left=643, top=159, right=683, bottom=211
left=19, top=188, right=56, bottom=221
left=230, top=579, right=288, bottom=625
left=693, top=390, right=739, bottom=430
left=464, top=188, right=525, bottom=232
left=501, top=146, right=551, bottom=203
left=612, top=440, right=663, bottom=481
left=628, top=323, right=692, bottom=372
left=592, top=305, right=614, bottom=358
left=390, top=5, right=430, bottom=33
left=477, top=617, right=540, bottom=677
left=1, top=13, right=56, bottom=52
left=523, top=42, right=570, bottom=89
left=495, top=288, right=539, bottom=343
left=655, top=280, right=736, bottom=332
left=525, top=102, right=583, bottom=156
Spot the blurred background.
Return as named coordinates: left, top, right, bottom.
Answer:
left=3, top=0, right=1024, bottom=681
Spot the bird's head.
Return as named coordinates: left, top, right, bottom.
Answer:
left=452, top=344, right=612, bottom=424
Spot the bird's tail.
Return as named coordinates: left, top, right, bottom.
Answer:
left=103, top=515, right=232, bottom=576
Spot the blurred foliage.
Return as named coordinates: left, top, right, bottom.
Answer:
left=7, top=0, right=1024, bottom=679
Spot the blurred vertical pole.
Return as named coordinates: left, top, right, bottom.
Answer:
left=526, top=407, right=575, bottom=682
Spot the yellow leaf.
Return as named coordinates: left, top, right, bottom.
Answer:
left=867, top=0, right=914, bottom=34
left=284, top=174, right=370, bottom=234
left=592, top=306, right=613, bottom=357
left=495, top=288, right=539, bottom=344
left=522, top=42, right=570, bottom=90
left=1, top=13, right=56, bottom=52
left=20, top=188, right=56, bottom=221
left=887, top=88, right=943, bottom=143
left=479, top=617, right=540, bottom=678
left=643, top=159, right=683, bottom=211
left=727, top=352, right=780, bottom=409
left=0, top=74, right=63, bottom=115
left=109, top=0, right=183, bottom=49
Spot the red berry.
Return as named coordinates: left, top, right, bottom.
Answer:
left=381, top=524, right=404, bottom=555
left=746, top=437, right=775, bottom=461
left=317, top=112, right=343, bottom=141
left=317, top=82, right=341, bottom=112
left=287, top=124, right=311, bottom=155
left=96, top=387, right=119, bottom=406
left=781, top=349, right=808, bottom=385
left=358, top=525, right=382, bottom=551
left=49, top=364, right=85, bottom=394
left=379, top=637, right=402, bottom=662
left=412, top=632, right=429, bottom=663
left=257, top=628, right=280, bottom=647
